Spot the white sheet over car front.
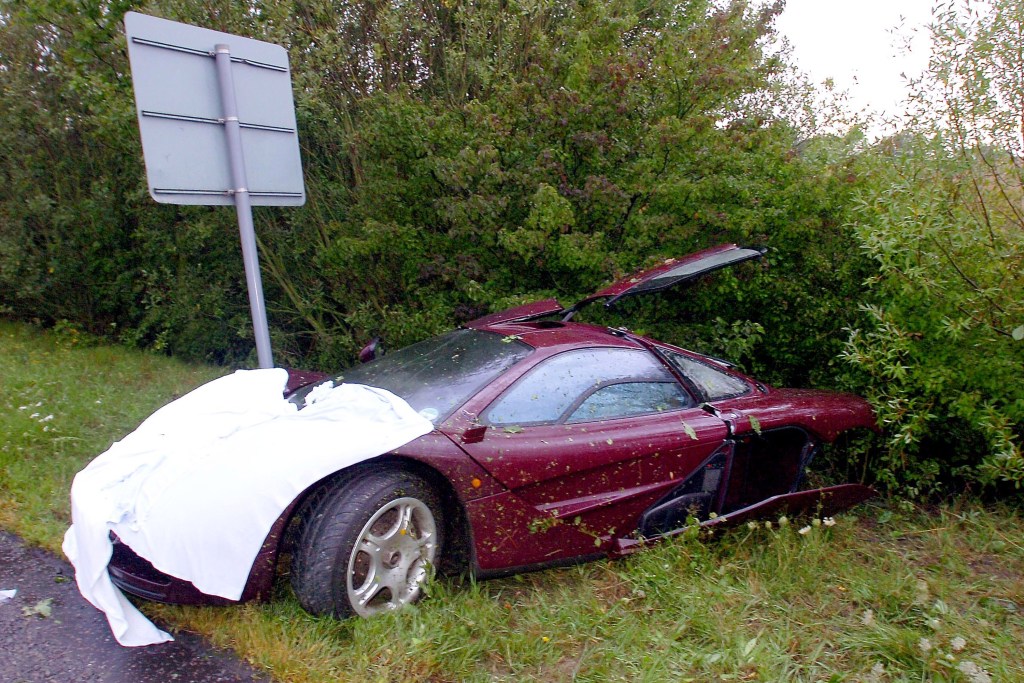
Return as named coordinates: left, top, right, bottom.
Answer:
left=62, top=369, right=433, bottom=647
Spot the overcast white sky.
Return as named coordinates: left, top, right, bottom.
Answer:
left=775, top=0, right=935, bottom=120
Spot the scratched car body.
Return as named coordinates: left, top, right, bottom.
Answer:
left=108, top=244, right=877, bottom=618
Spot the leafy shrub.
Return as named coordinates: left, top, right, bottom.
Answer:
left=842, top=1, right=1024, bottom=492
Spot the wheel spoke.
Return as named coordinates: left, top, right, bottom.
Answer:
left=396, top=502, right=415, bottom=535
left=352, top=574, right=383, bottom=607
left=411, top=529, right=434, bottom=549
left=381, top=568, right=406, bottom=600
left=359, top=536, right=382, bottom=553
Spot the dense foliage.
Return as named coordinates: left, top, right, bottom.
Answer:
left=0, top=0, right=1020, bottom=493
left=0, top=0, right=867, bottom=370
left=843, top=0, right=1024, bottom=492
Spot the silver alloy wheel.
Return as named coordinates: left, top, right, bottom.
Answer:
left=346, top=496, right=438, bottom=616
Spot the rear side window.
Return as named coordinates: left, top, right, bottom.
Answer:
left=662, top=349, right=750, bottom=401
left=485, top=348, right=692, bottom=425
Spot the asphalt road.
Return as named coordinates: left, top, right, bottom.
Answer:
left=0, top=531, right=269, bottom=683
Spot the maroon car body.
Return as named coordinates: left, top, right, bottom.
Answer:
left=108, top=245, right=877, bottom=610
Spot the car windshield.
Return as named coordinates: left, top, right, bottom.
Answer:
left=335, top=329, right=533, bottom=423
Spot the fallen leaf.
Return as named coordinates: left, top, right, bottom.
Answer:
left=23, top=598, right=53, bottom=618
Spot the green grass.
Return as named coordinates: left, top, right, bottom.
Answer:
left=0, top=321, right=225, bottom=545
left=2, top=320, right=1022, bottom=682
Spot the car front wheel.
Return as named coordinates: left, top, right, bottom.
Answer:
left=290, top=468, right=443, bottom=618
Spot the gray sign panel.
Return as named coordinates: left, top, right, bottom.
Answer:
left=124, top=12, right=305, bottom=206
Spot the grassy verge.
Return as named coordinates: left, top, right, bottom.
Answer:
left=0, top=321, right=225, bottom=546
left=2, top=320, right=1021, bottom=682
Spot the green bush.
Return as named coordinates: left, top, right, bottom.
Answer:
left=3, top=0, right=869, bottom=372
left=841, top=1, right=1024, bottom=492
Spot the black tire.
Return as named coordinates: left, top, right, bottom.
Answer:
left=290, top=467, right=444, bottom=618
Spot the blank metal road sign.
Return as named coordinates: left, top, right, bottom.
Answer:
left=124, top=11, right=306, bottom=368
left=124, top=12, right=305, bottom=207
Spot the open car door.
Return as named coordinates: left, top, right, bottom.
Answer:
left=564, top=244, right=765, bottom=318
left=465, top=244, right=765, bottom=327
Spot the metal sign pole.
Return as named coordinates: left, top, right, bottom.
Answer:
left=213, top=43, right=274, bottom=369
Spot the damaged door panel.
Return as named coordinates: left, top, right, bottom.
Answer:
left=636, top=427, right=823, bottom=535
left=613, top=483, right=876, bottom=556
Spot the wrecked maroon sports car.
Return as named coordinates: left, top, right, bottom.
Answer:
left=108, top=244, right=877, bottom=619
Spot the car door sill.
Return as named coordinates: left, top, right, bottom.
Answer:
left=609, top=483, right=876, bottom=556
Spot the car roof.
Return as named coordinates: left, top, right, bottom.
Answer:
left=469, top=318, right=745, bottom=378
left=469, top=319, right=646, bottom=355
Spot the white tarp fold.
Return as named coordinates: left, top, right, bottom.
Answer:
left=63, top=368, right=432, bottom=646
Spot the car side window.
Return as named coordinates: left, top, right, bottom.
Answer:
left=485, top=348, right=692, bottom=425
left=662, top=349, right=751, bottom=401
left=565, top=382, right=690, bottom=423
